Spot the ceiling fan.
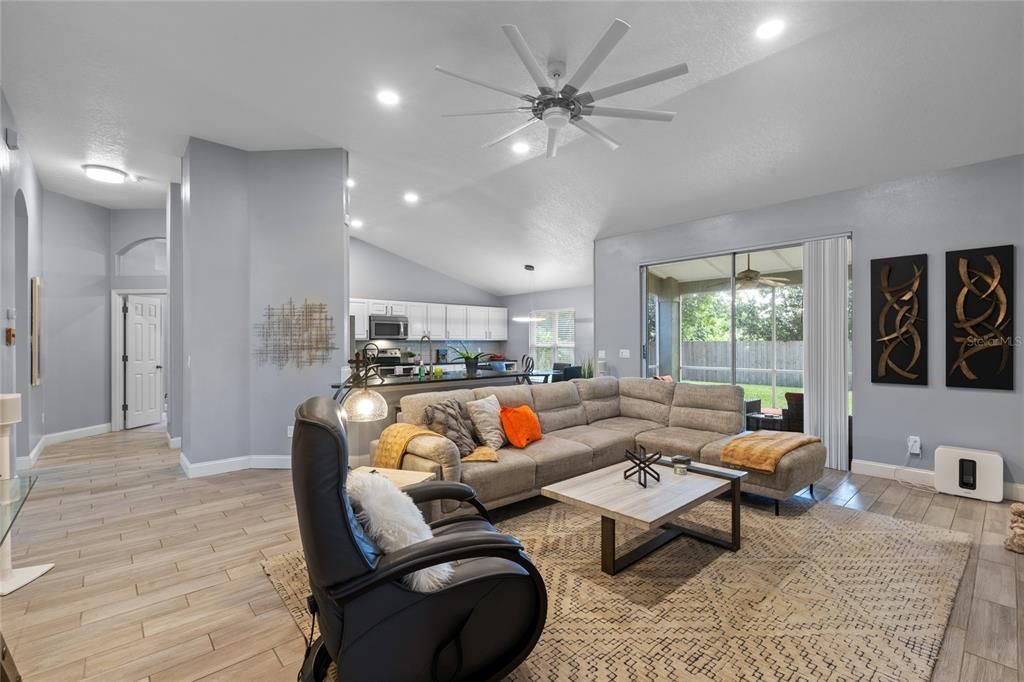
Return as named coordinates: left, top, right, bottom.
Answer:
left=435, top=18, right=689, bottom=158
left=735, top=254, right=790, bottom=289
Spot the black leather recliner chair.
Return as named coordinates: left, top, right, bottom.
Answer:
left=291, top=396, right=548, bottom=681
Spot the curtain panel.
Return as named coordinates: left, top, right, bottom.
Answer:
left=803, top=236, right=850, bottom=470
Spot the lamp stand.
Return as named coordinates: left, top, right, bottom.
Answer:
left=0, top=412, right=54, bottom=595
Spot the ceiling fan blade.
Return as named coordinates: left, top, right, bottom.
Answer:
left=584, top=106, right=675, bottom=122
left=571, top=118, right=621, bottom=150
left=577, top=62, right=689, bottom=105
left=483, top=118, right=538, bottom=148
left=501, top=25, right=552, bottom=92
left=562, top=18, right=631, bottom=97
left=441, top=108, right=532, bottom=118
left=435, top=66, right=533, bottom=101
left=546, top=128, right=560, bottom=158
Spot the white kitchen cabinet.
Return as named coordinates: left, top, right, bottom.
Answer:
left=368, top=300, right=407, bottom=316
left=487, top=307, right=508, bottom=341
left=466, top=306, right=489, bottom=340
left=368, top=300, right=389, bottom=316
left=350, top=299, right=369, bottom=340
left=445, top=305, right=468, bottom=340
left=406, top=302, right=428, bottom=339
left=427, top=304, right=446, bottom=338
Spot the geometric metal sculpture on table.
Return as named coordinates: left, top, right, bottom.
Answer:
left=624, top=444, right=661, bottom=488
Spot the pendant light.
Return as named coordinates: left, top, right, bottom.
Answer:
left=512, top=264, right=545, bottom=323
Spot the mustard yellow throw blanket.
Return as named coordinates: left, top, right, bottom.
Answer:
left=373, top=423, right=498, bottom=470
left=722, top=430, right=820, bottom=474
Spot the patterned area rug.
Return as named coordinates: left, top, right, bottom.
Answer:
left=263, top=497, right=971, bottom=681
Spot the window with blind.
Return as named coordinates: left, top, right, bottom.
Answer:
left=529, top=309, right=575, bottom=371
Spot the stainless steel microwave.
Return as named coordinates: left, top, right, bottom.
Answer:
left=369, top=315, right=408, bottom=340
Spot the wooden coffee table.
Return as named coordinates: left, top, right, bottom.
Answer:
left=541, top=460, right=746, bottom=575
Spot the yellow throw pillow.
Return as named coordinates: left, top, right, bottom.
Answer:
left=463, top=446, right=499, bottom=462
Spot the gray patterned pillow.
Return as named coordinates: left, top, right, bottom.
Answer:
left=423, top=399, right=477, bottom=457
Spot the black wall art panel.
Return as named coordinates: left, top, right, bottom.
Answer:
left=871, top=254, right=928, bottom=385
left=946, top=244, right=1014, bottom=390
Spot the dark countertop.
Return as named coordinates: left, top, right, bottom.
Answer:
left=331, top=369, right=531, bottom=390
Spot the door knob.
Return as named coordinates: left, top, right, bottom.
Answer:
left=156, top=365, right=163, bottom=370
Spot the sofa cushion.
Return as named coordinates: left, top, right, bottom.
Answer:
left=514, top=436, right=593, bottom=487
left=571, top=377, right=620, bottom=423
left=618, top=378, right=675, bottom=425
left=548, top=425, right=634, bottom=469
left=636, top=426, right=726, bottom=459
left=531, top=382, right=587, bottom=433
left=473, top=385, right=535, bottom=411
left=700, top=435, right=826, bottom=496
left=465, top=394, right=506, bottom=449
left=423, top=399, right=477, bottom=457
left=460, top=449, right=537, bottom=504
left=670, top=383, right=744, bottom=435
left=400, top=389, right=477, bottom=426
left=589, top=416, right=665, bottom=437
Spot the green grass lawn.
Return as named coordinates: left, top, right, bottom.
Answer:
left=688, top=381, right=852, bottom=412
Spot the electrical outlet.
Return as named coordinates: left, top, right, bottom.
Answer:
left=618, top=349, right=630, bottom=359
left=907, top=436, right=921, bottom=455
left=287, top=425, right=294, bottom=438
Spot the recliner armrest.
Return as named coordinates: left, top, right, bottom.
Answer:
left=326, top=531, right=525, bottom=604
left=404, top=480, right=492, bottom=523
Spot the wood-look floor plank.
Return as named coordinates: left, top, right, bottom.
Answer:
left=964, top=598, right=1018, bottom=669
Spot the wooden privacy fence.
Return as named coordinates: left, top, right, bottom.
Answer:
left=680, top=341, right=805, bottom=387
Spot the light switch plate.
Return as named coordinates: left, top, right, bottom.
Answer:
left=287, top=425, right=294, bottom=438
left=619, top=349, right=630, bottom=359
left=597, top=350, right=606, bottom=359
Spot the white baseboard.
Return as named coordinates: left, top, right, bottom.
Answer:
left=179, top=452, right=290, bottom=479
left=17, top=423, right=112, bottom=472
left=166, top=435, right=181, bottom=449
left=851, top=458, right=1023, bottom=502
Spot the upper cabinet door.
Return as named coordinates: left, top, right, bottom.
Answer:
left=406, top=302, right=428, bottom=339
left=388, top=301, right=408, bottom=316
left=351, top=299, right=370, bottom=340
left=368, top=300, right=389, bottom=316
left=427, top=304, right=447, bottom=339
left=466, top=306, right=489, bottom=340
left=488, top=307, right=508, bottom=341
left=445, top=305, right=468, bottom=340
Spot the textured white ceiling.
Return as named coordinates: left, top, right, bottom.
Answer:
left=3, top=2, right=1022, bottom=295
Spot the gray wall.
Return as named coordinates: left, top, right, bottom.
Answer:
left=500, top=285, right=595, bottom=365
left=350, top=237, right=500, bottom=306
left=594, top=155, right=1024, bottom=483
left=166, top=183, right=183, bottom=441
left=40, top=190, right=111, bottom=433
left=180, top=138, right=349, bottom=466
left=1, top=90, right=43, bottom=465
left=110, top=208, right=167, bottom=290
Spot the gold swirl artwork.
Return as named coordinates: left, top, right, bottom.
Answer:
left=871, top=254, right=927, bottom=385
left=947, top=245, right=1014, bottom=390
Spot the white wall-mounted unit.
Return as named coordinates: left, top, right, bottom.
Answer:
left=934, top=446, right=1003, bottom=502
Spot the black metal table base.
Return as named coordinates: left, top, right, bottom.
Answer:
left=599, top=475, right=742, bottom=576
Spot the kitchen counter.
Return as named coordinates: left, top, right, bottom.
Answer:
left=331, top=369, right=533, bottom=395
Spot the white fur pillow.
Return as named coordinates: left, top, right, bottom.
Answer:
left=345, top=470, right=453, bottom=592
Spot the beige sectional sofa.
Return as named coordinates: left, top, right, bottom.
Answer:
left=371, top=377, right=826, bottom=515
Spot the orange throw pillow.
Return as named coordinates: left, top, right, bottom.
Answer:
left=499, top=404, right=543, bottom=448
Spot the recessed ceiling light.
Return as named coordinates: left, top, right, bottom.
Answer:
left=756, top=19, right=785, bottom=40
left=512, top=141, right=530, bottom=155
left=350, top=218, right=364, bottom=229
left=82, top=164, right=127, bottom=184
left=403, top=191, right=420, bottom=205
left=346, top=178, right=356, bottom=188
left=377, top=90, right=401, bottom=107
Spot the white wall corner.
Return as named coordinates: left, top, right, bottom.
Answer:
left=178, top=452, right=289, bottom=478
left=17, top=423, right=112, bottom=472
left=167, top=434, right=181, bottom=449
left=851, top=458, right=1023, bottom=502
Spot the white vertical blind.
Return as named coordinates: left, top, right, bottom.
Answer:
left=530, top=309, right=575, bottom=370
left=803, top=236, right=850, bottom=470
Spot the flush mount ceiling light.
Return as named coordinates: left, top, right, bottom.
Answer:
left=350, top=218, right=364, bottom=229
left=756, top=19, right=785, bottom=40
left=512, top=264, right=546, bottom=323
left=511, top=141, right=530, bottom=155
left=376, top=89, right=401, bottom=107
left=82, top=164, right=128, bottom=184
left=346, top=178, right=356, bottom=188
left=403, top=191, right=420, bottom=205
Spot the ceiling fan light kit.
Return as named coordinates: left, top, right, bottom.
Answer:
left=437, top=18, right=689, bottom=158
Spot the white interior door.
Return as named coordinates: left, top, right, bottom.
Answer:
left=125, top=295, right=162, bottom=429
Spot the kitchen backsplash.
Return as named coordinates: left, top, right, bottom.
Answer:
left=353, top=339, right=508, bottom=362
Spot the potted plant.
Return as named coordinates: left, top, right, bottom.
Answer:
left=581, top=357, right=595, bottom=379
left=448, top=343, right=490, bottom=375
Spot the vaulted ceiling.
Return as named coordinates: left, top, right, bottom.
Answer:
left=3, top=2, right=1021, bottom=294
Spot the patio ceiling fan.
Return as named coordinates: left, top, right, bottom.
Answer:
left=435, top=18, right=689, bottom=158
left=735, top=255, right=789, bottom=289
